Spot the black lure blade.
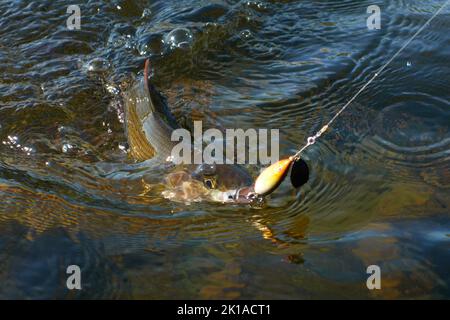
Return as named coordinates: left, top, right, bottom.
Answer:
left=290, top=158, right=309, bottom=188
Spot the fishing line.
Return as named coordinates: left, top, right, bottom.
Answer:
left=253, top=0, right=448, bottom=197
left=292, top=0, right=449, bottom=160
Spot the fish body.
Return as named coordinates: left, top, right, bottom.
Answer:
left=124, top=60, right=255, bottom=204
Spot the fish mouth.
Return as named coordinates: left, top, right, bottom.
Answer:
left=209, top=186, right=260, bottom=204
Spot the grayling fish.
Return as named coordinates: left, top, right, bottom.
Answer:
left=123, top=59, right=257, bottom=204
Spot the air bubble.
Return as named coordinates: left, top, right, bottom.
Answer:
left=106, top=84, right=120, bottom=95
left=141, top=8, right=151, bottom=18
left=118, top=144, right=127, bottom=152
left=137, top=33, right=164, bottom=56
left=85, top=58, right=110, bottom=73
left=240, top=30, right=252, bottom=39
left=62, top=143, right=74, bottom=153
left=164, top=28, right=193, bottom=50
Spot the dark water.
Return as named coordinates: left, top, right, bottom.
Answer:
left=0, top=0, right=449, bottom=299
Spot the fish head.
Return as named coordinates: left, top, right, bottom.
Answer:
left=162, top=163, right=261, bottom=205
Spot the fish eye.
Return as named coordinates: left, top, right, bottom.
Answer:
left=204, top=178, right=216, bottom=189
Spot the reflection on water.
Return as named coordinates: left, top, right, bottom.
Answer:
left=0, top=0, right=449, bottom=299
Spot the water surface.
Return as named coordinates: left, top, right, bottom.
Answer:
left=0, top=0, right=449, bottom=299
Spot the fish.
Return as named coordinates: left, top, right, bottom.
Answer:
left=123, top=59, right=258, bottom=204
